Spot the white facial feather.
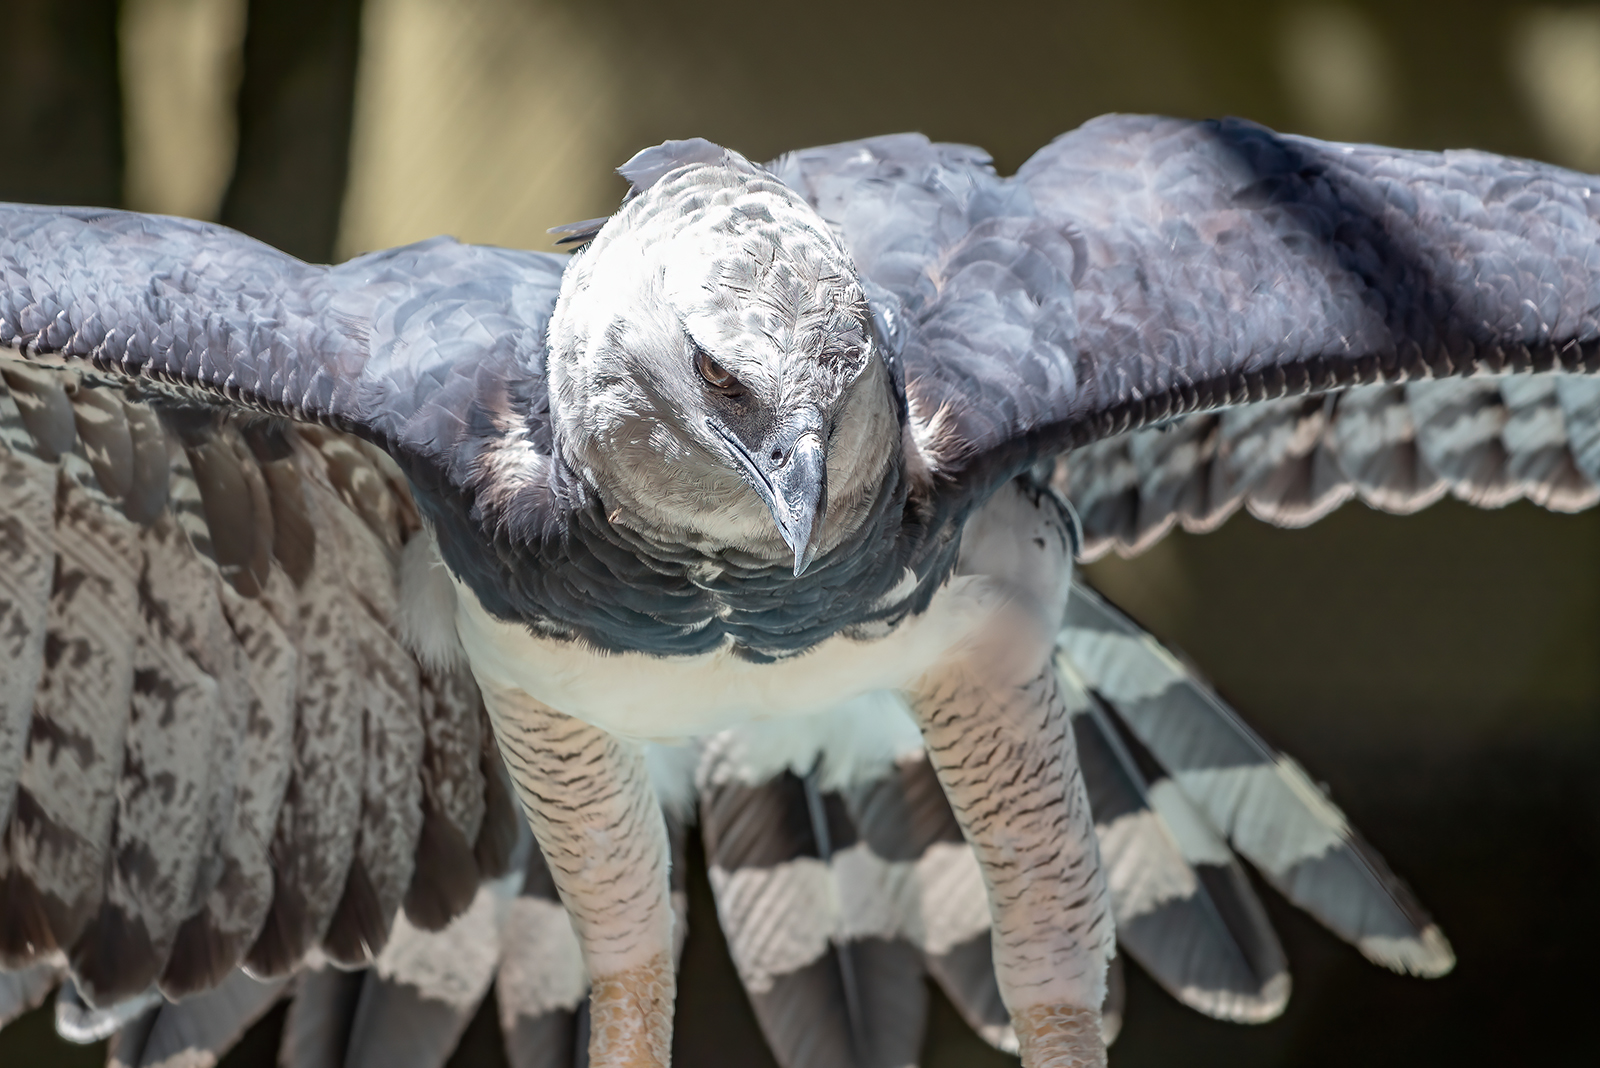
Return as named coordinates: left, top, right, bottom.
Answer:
left=546, top=147, right=901, bottom=561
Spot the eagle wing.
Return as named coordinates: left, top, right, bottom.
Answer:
left=0, top=206, right=567, bottom=1006
left=773, top=115, right=1600, bottom=518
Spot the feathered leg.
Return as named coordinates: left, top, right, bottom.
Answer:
left=906, top=480, right=1113, bottom=1068
left=480, top=683, right=674, bottom=1068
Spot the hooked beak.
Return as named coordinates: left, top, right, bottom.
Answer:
left=719, top=422, right=829, bottom=576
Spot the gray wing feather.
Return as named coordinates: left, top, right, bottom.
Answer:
left=1060, top=582, right=1454, bottom=977
left=53, top=978, right=161, bottom=1043
left=0, top=954, right=62, bottom=1027
left=0, top=208, right=572, bottom=555
left=1062, top=374, right=1600, bottom=559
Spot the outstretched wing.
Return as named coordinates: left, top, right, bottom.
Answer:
left=774, top=115, right=1600, bottom=513
left=0, top=373, right=527, bottom=1006
left=0, top=206, right=559, bottom=1008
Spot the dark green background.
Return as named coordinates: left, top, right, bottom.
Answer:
left=2, top=1, right=1596, bottom=1065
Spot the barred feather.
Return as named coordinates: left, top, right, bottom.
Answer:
left=1059, top=581, right=1454, bottom=977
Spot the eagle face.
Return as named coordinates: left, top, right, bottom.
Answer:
left=546, top=152, right=901, bottom=575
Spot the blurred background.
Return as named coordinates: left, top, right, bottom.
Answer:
left=2, top=0, right=1598, bottom=1064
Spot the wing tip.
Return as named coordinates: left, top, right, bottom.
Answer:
left=1359, top=923, right=1456, bottom=978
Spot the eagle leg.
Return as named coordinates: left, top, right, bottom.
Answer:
left=907, top=479, right=1114, bottom=1068
left=479, top=683, right=675, bottom=1068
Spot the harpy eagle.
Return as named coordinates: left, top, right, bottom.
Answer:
left=0, top=113, right=1595, bottom=1067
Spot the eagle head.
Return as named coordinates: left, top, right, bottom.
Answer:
left=547, top=142, right=901, bottom=576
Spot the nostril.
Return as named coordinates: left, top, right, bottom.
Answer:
left=770, top=448, right=783, bottom=463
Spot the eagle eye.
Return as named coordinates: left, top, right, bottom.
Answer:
left=694, top=347, right=742, bottom=395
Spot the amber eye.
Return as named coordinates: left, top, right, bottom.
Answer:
left=694, top=347, right=742, bottom=394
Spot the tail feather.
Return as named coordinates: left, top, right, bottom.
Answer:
left=0, top=954, right=61, bottom=1028
left=1061, top=580, right=1454, bottom=978
left=106, top=969, right=287, bottom=1068
left=341, top=877, right=512, bottom=1068
left=278, top=962, right=364, bottom=1068
left=839, top=753, right=999, bottom=1055
left=497, top=840, right=589, bottom=1068
left=698, top=733, right=927, bottom=1068
left=1062, top=663, right=1290, bottom=1022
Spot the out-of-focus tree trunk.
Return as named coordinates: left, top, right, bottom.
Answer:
left=0, top=0, right=123, bottom=206
left=221, top=0, right=363, bottom=263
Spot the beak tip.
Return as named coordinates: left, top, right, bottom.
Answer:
left=747, top=428, right=827, bottom=579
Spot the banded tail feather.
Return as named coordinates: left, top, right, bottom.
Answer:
left=334, top=876, right=516, bottom=1068
left=842, top=745, right=1007, bottom=1055
left=106, top=970, right=288, bottom=1068
left=1060, top=579, right=1455, bottom=978
left=496, top=826, right=588, bottom=1068
left=696, top=731, right=929, bottom=1068
left=1060, top=660, right=1290, bottom=1023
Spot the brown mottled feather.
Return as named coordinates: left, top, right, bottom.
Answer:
left=0, top=384, right=56, bottom=836
left=0, top=366, right=76, bottom=462
left=163, top=568, right=299, bottom=997
left=70, top=505, right=243, bottom=1004
left=66, top=385, right=133, bottom=507
left=1, top=454, right=141, bottom=965
left=307, top=435, right=424, bottom=966
left=405, top=663, right=486, bottom=931
left=119, top=401, right=169, bottom=526
left=473, top=724, right=522, bottom=882
left=183, top=425, right=272, bottom=598
left=245, top=450, right=364, bottom=978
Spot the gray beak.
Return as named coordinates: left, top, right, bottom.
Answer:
left=766, top=431, right=827, bottom=576
left=718, top=417, right=830, bottom=575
